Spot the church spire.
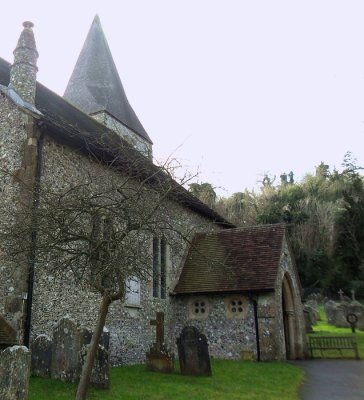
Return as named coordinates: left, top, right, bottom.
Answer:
left=10, top=21, right=39, bottom=104
left=64, top=16, right=152, bottom=148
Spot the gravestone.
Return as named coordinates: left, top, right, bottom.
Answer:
left=176, top=326, right=211, bottom=376
left=0, top=346, right=31, bottom=400
left=303, top=305, right=317, bottom=325
left=358, top=313, right=364, bottom=331
left=79, top=327, right=110, bottom=388
left=146, top=312, right=174, bottom=373
left=324, top=300, right=336, bottom=325
left=303, top=309, right=313, bottom=333
left=348, top=301, right=364, bottom=316
left=51, top=317, right=80, bottom=382
left=332, top=303, right=350, bottom=328
left=31, top=334, right=53, bottom=378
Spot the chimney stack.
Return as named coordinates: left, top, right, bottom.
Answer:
left=9, top=21, right=38, bottom=104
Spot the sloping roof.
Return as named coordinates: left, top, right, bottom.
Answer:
left=0, top=57, right=232, bottom=228
left=63, top=16, right=152, bottom=144
left=173, top=224, right=287, bottom=295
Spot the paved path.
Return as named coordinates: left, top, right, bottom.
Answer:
left=293, top=360, right=364, bottom=400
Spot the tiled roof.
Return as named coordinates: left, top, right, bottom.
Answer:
left=173, top=224, right=287, bottom=295
left=0, top=57, right=233, bottom=228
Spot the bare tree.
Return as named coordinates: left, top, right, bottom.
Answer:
left=0, top=146, right=200, bottom=399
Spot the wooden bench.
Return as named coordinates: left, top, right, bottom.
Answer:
left=308, top=336, right=360, bottom=359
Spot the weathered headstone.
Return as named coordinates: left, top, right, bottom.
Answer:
left=51, top=317, right=80, bottom=382
left=0, top=346, right=31, bottom=400
left=324, top=300, right=336, bottom=325
left=79, top=343, right=110, bottom=389
left=31, top=334, right=53, bottom=378
left=146, top=312, right=174, bottom=373
left=332, top=303, right=350, bottom=328
left=358, top=313, right=364, bottom=331
left=305, top=300, right=320, bottom=321
left=338, top=289, right=344, bottom=301
left=79, top=327, right=110, bottom=388
left=348, top=301, right=364, bottom=316
left=176, top=326, right=211, bottom=376
left=303, top=304, right=317, bottom=325
left=303, top=309, right=313, bottom=333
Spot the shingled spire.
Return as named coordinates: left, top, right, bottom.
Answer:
left=64, top=16, right=152, bottom=155
left=10, top=21, right=39, bottom=104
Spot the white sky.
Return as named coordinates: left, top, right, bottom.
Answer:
left=0, top=1, right=363, bottom=196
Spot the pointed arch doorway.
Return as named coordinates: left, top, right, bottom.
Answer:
left=281, top=273, right=303, bottom=359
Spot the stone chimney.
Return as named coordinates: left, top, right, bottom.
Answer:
left=9, top=21, right=38, bottom=104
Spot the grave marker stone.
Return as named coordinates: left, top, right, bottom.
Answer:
left=0, top=346, right=31, bottom=400
left=176, top=326, right=211, bottom=376
left=51, top=317, right=80, bottom=382
left=31, top=334, right=53, bottom=378
left=146, top=312, right=174, bottom=373
left=324, top=300, right=336, bottom=325
left=79, top=327, right=110, bottom=388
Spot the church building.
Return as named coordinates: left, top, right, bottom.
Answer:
left=0, top=18, right=306, bottom=364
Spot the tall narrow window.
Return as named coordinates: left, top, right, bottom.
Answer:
left=152, top=238, right=160, bottom=297
left=152, top=237, right=167, bottom=299
left=160, top=237, right=167, bottom=299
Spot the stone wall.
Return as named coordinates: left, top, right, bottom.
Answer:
left=29, top=133, right=220, bottom=366
left=0, top=94, right=36, bottom=336
left=171, top=294, right=257, bottom=360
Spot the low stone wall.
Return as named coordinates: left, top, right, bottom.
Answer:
left=0, top=346, right=31, bottom=400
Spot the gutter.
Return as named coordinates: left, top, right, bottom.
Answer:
left=249, top=292, right=261, bottom=362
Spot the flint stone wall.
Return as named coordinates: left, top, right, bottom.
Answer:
left=0, top=96, right=33, bottom=335
left=171, top=294, right=256, bottom=360
left=29, top=133, right=220, bottom=366
left=0, top=345, right=31, bottom=400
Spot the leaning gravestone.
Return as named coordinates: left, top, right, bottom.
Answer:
left=176, top=326, right=211, bottom=376
left=51, top=317, right=80, bottom=382
left=0, top=346, right=31, bottom=400
left=31, top=334, right=53, bottom=378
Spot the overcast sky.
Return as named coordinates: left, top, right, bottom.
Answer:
left=1, top=1, right=363, bottom=196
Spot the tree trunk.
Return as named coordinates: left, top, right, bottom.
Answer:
left=75, top=293, right=111, bottom=400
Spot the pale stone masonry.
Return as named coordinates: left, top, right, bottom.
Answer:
left=0, top=19, right=307, bottom=366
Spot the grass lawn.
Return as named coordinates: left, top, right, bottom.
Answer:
left=29, top=359, right=303, bottom=400
left=308, top=305, right=364, bottom=358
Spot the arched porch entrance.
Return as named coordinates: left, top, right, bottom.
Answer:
left=281, top=273, right=304, bottom=359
